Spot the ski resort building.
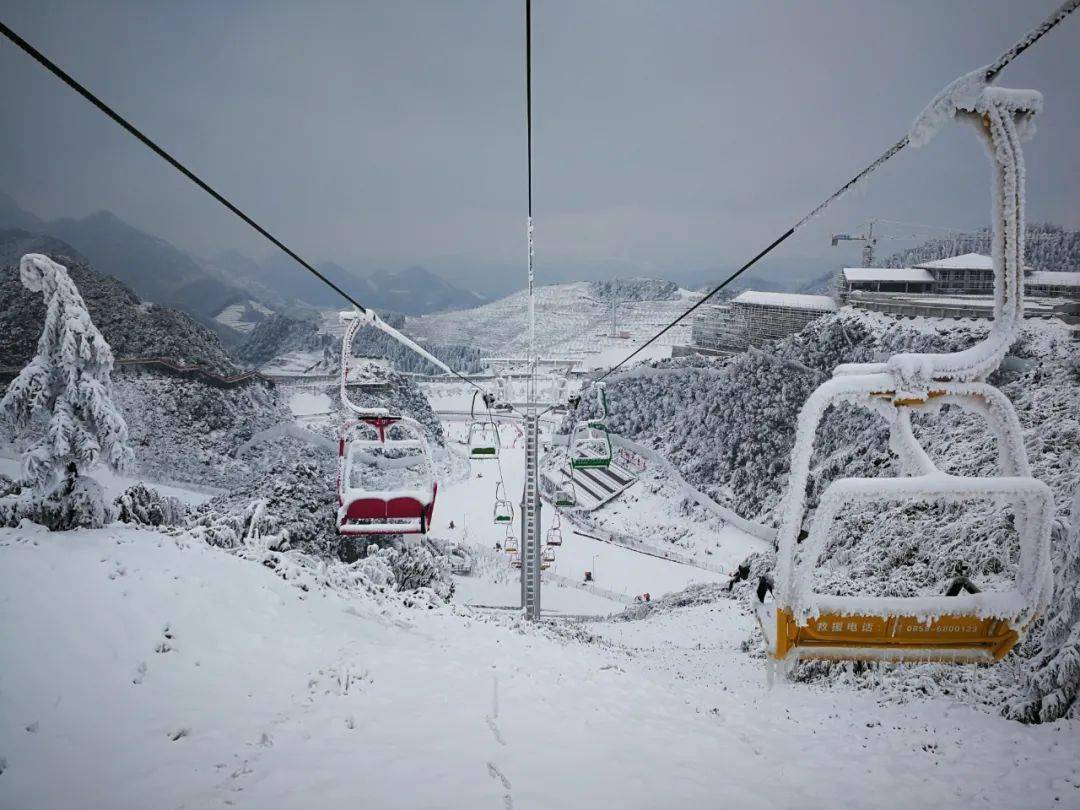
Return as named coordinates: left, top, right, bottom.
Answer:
left=690, top=291, right=837, bottom=353
left=840, top=253, right=1080, bottom=301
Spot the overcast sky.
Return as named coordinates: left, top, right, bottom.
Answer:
left=1, top=0, right=1077, bottom=285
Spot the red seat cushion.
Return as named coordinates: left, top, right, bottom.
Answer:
left=345, top=499, right=388, bottom=520
left=386, top=497, right=425, bottom=519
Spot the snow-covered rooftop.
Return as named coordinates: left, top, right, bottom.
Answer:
left=1027, top=270, right=1080, bottom=287
left=843, top=267, right=934, bottom=283
left=732, top=291, right=838, bottom=311
left=915, top=253, right=993, bottom=270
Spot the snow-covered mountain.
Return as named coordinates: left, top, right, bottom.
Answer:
left=0, top=237, right=237, bottom=374
left=406, top=278, right=701, bottom=365
left=0, top=193, right=490, bottom=332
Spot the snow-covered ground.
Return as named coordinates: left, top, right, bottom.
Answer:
left=213, top=299, right=273, bottom=334
left=4, top=523, right=1079, bottom=809
left=257, top=350, right=326, bottom=375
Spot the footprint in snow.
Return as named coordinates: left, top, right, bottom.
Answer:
left=155, top=625, right=176, bottom=654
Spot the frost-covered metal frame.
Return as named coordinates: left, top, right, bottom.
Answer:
left=336, top=415, right=438, bottom=536
left=761, top=85, right=1054, bottom=664
left=568, top=383, right=613, bottom=470
left=336, top=310, right=439, bottom=537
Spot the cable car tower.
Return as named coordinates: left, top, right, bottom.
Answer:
left=517, top=0, right=553, bottom=620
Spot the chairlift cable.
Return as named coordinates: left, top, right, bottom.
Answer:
left=592, top=0, right=1079, bottom=383
left=0, top=17, right=510, bottom=404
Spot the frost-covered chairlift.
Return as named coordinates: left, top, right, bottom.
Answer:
left=504, top=524, right=519, bottom=554
left=568, top=383, right=612, bottom=470
left=553, top=478, right=576, bottom=508
left=755, top=84, right=1053, bottom=666
left=467, top=390, right=500, bottom=459
left=545, top=510, right=564, bottom=546
left=493, top=481, right=514, bottom=524
left=541, top=545, right=556, bottom=570
left=336, top=311, right=438, bottom=538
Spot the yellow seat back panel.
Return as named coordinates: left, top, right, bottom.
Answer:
left=775, top=608, right=1019, bottom=661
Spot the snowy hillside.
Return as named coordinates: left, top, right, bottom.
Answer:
left=1, top=248, right=238, bottom=374
left=406, top=279, right=700, bottom=368
left=235, top=311, right=483, bottom=375
left=213, top=299, right=273, bottom=333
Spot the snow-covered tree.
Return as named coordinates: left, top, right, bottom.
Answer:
left=0, top=254, right=133, bottom=489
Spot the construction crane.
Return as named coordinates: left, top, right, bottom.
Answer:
left=831, top=220, right=879, bottom=266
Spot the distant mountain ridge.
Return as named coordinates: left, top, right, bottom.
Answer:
left=0, top=230, right=238, bottom=374
left=0, top=194, right=249, bottom=325
left=0, top=192, right=490, bottom=323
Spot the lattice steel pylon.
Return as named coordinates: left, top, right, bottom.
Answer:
left=520, top=407, right=542, bottom=619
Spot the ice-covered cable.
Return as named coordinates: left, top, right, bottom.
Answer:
left=0, top=17, right=503, bottom=402
left=593, top=0, right=1078, bottom=382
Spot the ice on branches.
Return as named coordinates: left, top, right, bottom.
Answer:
left=0, top=254, right=133, bottom=489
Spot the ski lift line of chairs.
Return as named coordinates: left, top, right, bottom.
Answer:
left=336, top=311, right=438, bottom=538
left=568, top=383, right=613, bottom=470
left=754, top=86, right=1053, bottom=666
left=467, top=390, right=500, bottom=459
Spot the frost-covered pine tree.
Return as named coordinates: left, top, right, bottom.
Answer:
left=0, top=254, right=134, bottom=490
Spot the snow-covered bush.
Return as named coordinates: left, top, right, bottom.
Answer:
left=114, top=483, right=186, bottom=527
left=190, top=457, right=337, bottom=555
left=386, top=544, right=453, bottom=598
left=0, top=254, right=133, bottom=491
left=1, top=470, right=112, bottom=531
left=0, top=473, right=17, bottom=498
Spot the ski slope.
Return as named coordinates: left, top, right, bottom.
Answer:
left=405, top=281, right=700, bottom=369
left=4, top=521, right=1079, bottom=809
left=437, top=420, right=733, bottom=607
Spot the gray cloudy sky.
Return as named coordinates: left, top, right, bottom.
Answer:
left=1, top=0, right=1077, bottom=287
